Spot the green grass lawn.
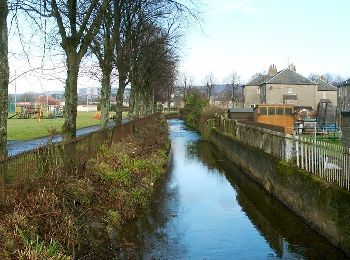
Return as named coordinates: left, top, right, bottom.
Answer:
left=8, top=111, right=128, bottom=141
left=300, top=133, right=342, bottom=145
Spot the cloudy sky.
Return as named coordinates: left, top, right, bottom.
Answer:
left=8, top=0, right=350, bottom=93
left=180, top=0, right=350, bottom=84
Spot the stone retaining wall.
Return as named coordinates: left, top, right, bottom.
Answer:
left=209, top=128, right=350, bottom=256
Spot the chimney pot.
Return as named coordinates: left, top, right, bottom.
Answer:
left=268, top=64, right=278, bottom=76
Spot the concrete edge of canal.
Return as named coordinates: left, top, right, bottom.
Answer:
left=206, top=127, right=350, bottom=257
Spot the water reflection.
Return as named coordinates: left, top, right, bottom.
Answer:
left=117, top=119, right=347, bottom=259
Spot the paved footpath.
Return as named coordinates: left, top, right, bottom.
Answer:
left=8, top=119, right=128, bottom=157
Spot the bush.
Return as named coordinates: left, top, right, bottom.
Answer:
left=182, top=92, right=208, bottom=128
left=200, top=105, right=225, bottom=123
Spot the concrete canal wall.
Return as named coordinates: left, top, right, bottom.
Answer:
left=208, top=128, right=350, bottom=256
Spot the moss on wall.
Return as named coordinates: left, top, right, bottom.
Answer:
left=206, top=125, right=350, bottom=256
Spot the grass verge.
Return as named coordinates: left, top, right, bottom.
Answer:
left=8, top=111, right=128, bottom=141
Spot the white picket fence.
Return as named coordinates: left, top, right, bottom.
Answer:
left=214, top=115, right=350, bottom=190
left=294, top=136, right=350, bottom=190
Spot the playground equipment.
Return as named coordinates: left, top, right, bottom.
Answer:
left=8, top=104, right=64, bottom=119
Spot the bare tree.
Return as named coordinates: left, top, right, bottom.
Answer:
left=177, top=73, right=194, bottom=102
left=127, top=0, right=198, bottom=118
left=309, top=72, right=344, bottom=85
left=0, top=0, right=9, bottom=160
left=89, top=1, right=123, bottom=128
left=225, top=71, right=242, bottom=107
left=38, top=0, right=109, bottom=143
left=308, top=73, right=319, bottom=82
left=113, top=0, right=138, bottom=124
left=202, top=72, right=215, bottom=102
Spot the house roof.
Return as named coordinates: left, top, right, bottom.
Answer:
left=245, top=75, right=271, bottom=86
left=314, top=79, right=337, bottom=91
left=264, top=69, right=316, bottom=85
left=340, top=78, right=350, bottom=86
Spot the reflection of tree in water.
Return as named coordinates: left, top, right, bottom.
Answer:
left=116, top=153, right=187, bottom=259
left=186, top=141, right=220, bottom=173
left=196, top=141, right=347, bottom=259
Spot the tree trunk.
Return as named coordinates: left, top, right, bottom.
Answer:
left=115, top=83, right=125, bottom=124
left=62, top=52, right=80, bottom=143
left=167, top=89, right=171, bottom=112
left=128, top=86, right=135, bottom=119
left=100, top=67, right=112, bottom=128
left=134, top=92, right=140, bottom=118
left=0, top=0, right=8, bottom=201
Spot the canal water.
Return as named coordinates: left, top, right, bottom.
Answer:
left=117, top=119, right=347, bottom=259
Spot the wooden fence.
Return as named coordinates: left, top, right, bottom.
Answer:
left=213, top=115, right=350, bottom=190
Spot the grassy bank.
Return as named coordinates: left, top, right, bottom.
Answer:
left=0, top=115, right=169, bottom=259
left=8, top=111, right=128, bottom=141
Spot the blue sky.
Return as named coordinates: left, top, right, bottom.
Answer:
left=8, top=0, right=350, bottom=93
left=180, top=0, right=350, bottom=84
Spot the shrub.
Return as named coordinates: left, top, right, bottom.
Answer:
left=182, top=92, right=208, bottom=128
left=94, top=112, right=101, bottom=120
left=17, top=230, right=70, bottom=260
left=66, top=179, right=94, bottom=206
left=106, top=210, right=122, bottom=230
left=200, top=105, right=225, bottom=123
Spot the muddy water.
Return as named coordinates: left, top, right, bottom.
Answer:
left=117, top=119, right=348, bottom=259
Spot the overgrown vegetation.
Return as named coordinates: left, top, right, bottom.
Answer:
left=181, top=91, right=226, bottom=131
left=181, top=91, right=208, bottom=128
left=0, top=116, right=169, bottom=259
left=199, top=105, right=225, bottom=124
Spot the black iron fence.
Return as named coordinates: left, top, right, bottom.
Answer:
left=0, top=113, right=160, bottom=189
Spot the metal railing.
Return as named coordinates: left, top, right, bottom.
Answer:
left=213, top=115, right=350, bottom=190
left=0, top=113, right=160, bottom=187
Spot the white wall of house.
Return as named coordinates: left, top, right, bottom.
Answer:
left=77, top=105, right=98, bottom=112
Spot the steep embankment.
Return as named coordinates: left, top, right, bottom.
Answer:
left=0, top=115, right=169, bottom=259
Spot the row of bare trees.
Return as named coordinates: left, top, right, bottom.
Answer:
left=175, top=71, right=243, bottom=107
left=0, top=0, right=198, bottom=159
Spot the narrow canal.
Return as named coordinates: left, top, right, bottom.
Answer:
left=117, top=119, right=347, bottom=259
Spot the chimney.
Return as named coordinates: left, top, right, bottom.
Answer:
left=268, top=64, right=278, bottom=76
left=288, top=63, right=296, bottom=72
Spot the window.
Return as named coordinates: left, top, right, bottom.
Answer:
left=250, top=104, right=256, bottom=108
left=268, top=107, right=276, bottom=115
left=276, top=107, right=284, bottom=115
left=260, top=107, right=267, bottom=115
left=287, top=88, right=293, bottom=94
left=257, top=88, right=260, bottom=94
left=285, top=108, right=292, bottom=115
left=323, top=92, right=327, bottom=99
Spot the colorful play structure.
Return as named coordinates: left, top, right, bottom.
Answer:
left=8, top=102, right=63, bottom=119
